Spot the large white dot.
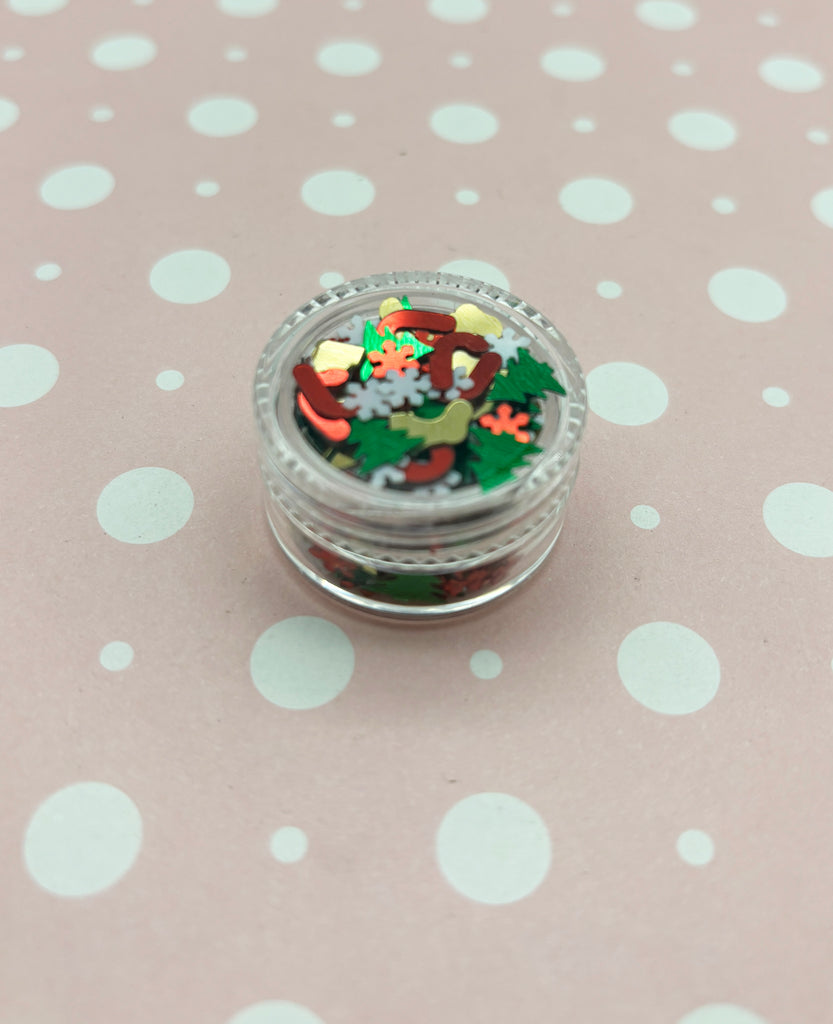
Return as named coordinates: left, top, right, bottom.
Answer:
left=708, top=267, right=787, bottom=323
left=3, top=45, right=26, bottom=60
left=226, top=1003, right=324, bottom=1024
left=676, top=829, right=715, bottom=866
left=216, top=0, right=278, bottom=14
left=7, top=0, right=68, bottom=13
left=436, top=792, right=551, bottom=904
left=807, top=128, right=829, bottom=145
left=618, top=621, right=720, bottom=715
left=270, top=826, right=308, bottom=863
left=316, top=40, right=381, bottom=76
left=97, top=467, right=194, bottom=544
left=437, top=258, right=509, bottom=290
left=188, top=96, right=258, bottom=137
left=99, top=641, right=134, bottom=671
left=559, top=177, right=633, bottom=224
left=430, top=103, right=499, bottom=144
left=35, top=262, right=61, bottom=281
left=631, top=504, right=660, bottom=529
left=540, top=46, right=606, bottom=81
left=39, top=163, right=114, bottom=210
left=668, top=110, right=737, bottom=150
left=763, top=483, right=833, bottom=558
left=811, top=187, right=833, bottom=229
left=759, top=55, right=824, bottom=92
left=762, top=386, right=789, bottom=407
left=586, top=362, right=668, bottom=425
left=301, top=169, right=375, bottom=216
left=149, top=249, right=230, bottom=304
left=0, top=344, right=59, bottom=407
left=89, top=34, right=157, bottom=70
left=0, top=97, right=20, bottom=132
left=636, top=0, right=698, bottom=30
left=250, top=617, right=355, bottom=709
left=23, top=782, right=142, bottom=897
left=469, top=649, right=502, bottom=679
left=427, top=0, right=488, bottom=23
left=678, top=1006, right=769, bottom=1024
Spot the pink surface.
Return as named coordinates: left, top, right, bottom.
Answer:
left=3, top=0, right=833, bottom=1022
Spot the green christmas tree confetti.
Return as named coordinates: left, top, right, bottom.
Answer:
left=367, top=572, right=445, bottom=604
left=487, top=348, right=566, bottom=403
left=347, top=417, right=420, bottom=475
left=468, top=425, right=543, bottom=491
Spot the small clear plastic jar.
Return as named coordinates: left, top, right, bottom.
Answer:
left=253, top=271, right=586, bottom=617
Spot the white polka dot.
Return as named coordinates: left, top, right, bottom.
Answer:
left=301, top=169, right=375, bottom=217
left=708, top=267, right=787, bottom=323
left=90, top=34, right=157, bottom=70
left=678, top=1006, right=769, bottom=1024
left=552, top=1, right=574, bottom=14
left=541, top=46, right=606, bottom=82
left=630, top=504, right=660, bottom=529
left=195, top=180, right=220, bottom=197
left=316, top=40, right=381, bottom=76
left=759, top=55, right=824, bottom=92
left=455, top=188, right=479, bottom=205
left=89, top=104, right=114, bottom=122
left=331, top=112, right=356, bottom=128
left=427, top=0, right=488, bottom=23
left=270, top=826, right=308, bottom=863
left=149, top=249, right=230, bottom=304
left=438, top=258, right=510, bottom=291
left=469, top=649, right=502, bottom=679
left=618, top=622, right=720, bottom=715
left=676, top=829, right=715, bottom=866
left=226, top=1002, right=324, bottom=1024
left=668, top=110, right=737, bottom=150
left=319, top=271, right=345, bottom=288
left=756, top=11, right=779, bottom=26
left=188, top=96, right=258, bottom=137
left=0, top=344, right=59, bottom=407
left=429, top=103, right=499, bottom=144
left=97, top=467, right=194, bottom=544
left=99, top=641, right=134, bottom=671
left=35, top=262, right=61, bottom=281
left=763, top=483, right=833, bottom=558
left=762, top=386, right=789, bottom=407
left=216, top=0, right=278, bottom=15
left=587, top=362, right=668, bottom=425
left=3, top=46, right=26, bottom=60
left=573, top=117, right=596, bottom=133
left=559, top=177, right=634, bottom=224
left=0, top=97, right=20, bottom=132
left=671, top=59, right=694, bottom=75
left=811, top=187, right=833, bottom=229
left=436, top=793, right=551, bottom=904
left=132, top=0, right=153, bottom=5
left=39, top=164, right=114, bottom=210
left=224, top=45, right=248, bottom=61
left=807, top=128, right=829, bottom=144
left=7, top=0, right=67, bottom=14
left=250, top=617, right=355, bottom=709
left=449, top=51, right=472, bottom=69
left=343, top=0, right=363, bottom=8
left=23, top=782, right=142, bottom=897
left=596, top=279, right=622, bottom=298
left=711, top=196, right=736, bottom=214
left=636, top=0, right=698, bottom=30
left=156, top=369, right=184, bottom=390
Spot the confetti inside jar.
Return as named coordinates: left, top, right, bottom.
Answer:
left=253, top=271, right=586, bottom=617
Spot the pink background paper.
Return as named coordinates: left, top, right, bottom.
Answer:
left=2, top=0, right=833, bottom=1022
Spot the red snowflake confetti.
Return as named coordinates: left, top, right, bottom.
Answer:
left=367, top=339, right=419, bottom=378
left=478, top=402, right=531, bottom=443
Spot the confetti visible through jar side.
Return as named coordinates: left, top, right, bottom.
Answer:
left=290, top=295, right=566, bottom=494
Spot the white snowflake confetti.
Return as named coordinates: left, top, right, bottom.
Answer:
left=422, top=469, right=463, bottom=495
left=369, top=464, right=407, bottom=488
left=379, top=367, right=433, bottom=408
left=341, top=378, right=394, bottom=420
left=485, top=328, right=528, bottom=366
left=336, top=313, right=367, bottom=347
left=429, top=365, right=475, bottom=401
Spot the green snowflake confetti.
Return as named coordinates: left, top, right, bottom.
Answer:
left=487, top=348, right=566, bottom=403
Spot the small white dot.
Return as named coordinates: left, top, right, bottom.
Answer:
left=676, top=828, right=715, bottom=866
left=195, top=180, right=220, bottom=197
left=552, top=1, right=574, bottom=14
left=319, top=271, right=344, bottom=288
left=671, top=59, right=694, bottom=75
left=270, top=826, right=308, bottom=863
left=757, top=11, right=780, bottom=26
left=711, top=196, right=736, bottom=215
left=156, top=370, right=184, bottom=391
left=35, top=262, right=62, bottom=281
left=99, top=641, right=134, bottom=671
left=449, top=51, right=473, bottom=69
left=572, top=117, right=596, bottom=133
left=807, top=128, right=829, bottom=144
left=455, top=188, right=480, bottom=205
left=762, top=386, right=789, bottom=407
left=342, top=0, right=363, bottom=8
left=331, top=112, right=356, bottom=128
left=224, top=45, right=248, bottom=61
left=4, top=46, right=26, bottom=61
left=89, top=104, right=114, bottom=122
left=470, top=649, right=502, bottom=679
left=596, top=280, right=622, bottom=299
left=631, top=504, right=660, bottom=529
left=132, top=0, right=153, bottom=5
